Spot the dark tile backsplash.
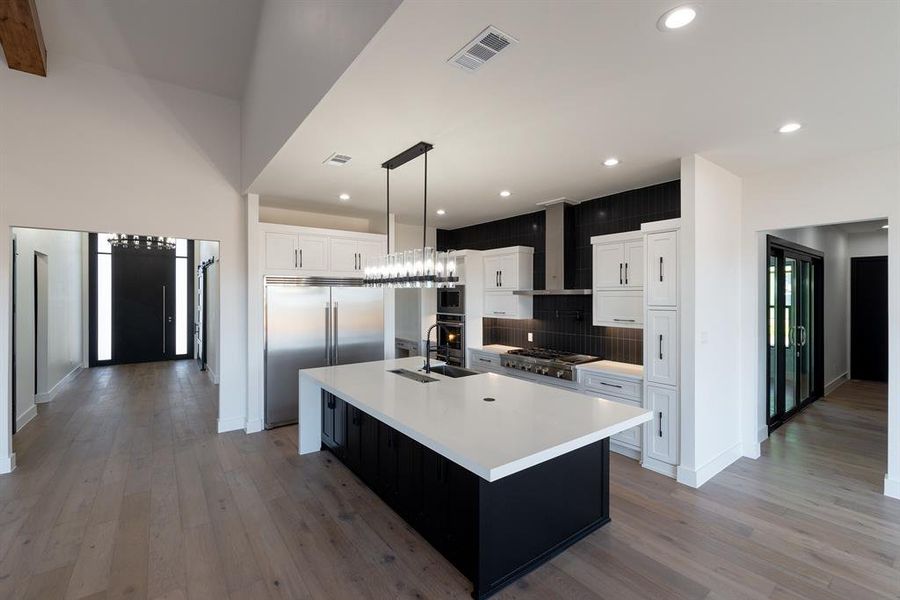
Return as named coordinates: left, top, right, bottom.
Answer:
left=437, top=180, right=680, bottom=365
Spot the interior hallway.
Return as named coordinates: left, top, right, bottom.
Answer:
left=0, top=364, right=897, bottom=599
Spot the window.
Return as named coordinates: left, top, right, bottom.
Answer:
left=175, top=239, right=188, bottom=355
left=97, top=233, right=115, bottom=361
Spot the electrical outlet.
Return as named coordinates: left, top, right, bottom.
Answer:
left=527, top=332, right=533, bottom=342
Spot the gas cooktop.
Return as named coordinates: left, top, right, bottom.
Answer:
left=502, top=348, right=600, bottom=381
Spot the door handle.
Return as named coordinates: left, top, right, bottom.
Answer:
left=333, top=303, right=339, bottom=364
left=658, top=411, right=663, bottom=437
left=325, top=305, right=331, bottom=364
left=162, top=285, right=166, bottom=353
left=619, top=263, right=623, bottom=285
left=624, top=263, right=628, bottom=285
left=658, top=334, right=663, bottom=360
left=659, top=257, right=664, bottom=282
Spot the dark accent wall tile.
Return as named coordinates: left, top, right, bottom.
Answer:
left=437, top=180, right=679, bottom=364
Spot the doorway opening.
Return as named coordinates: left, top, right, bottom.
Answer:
left=33, top=252, right=48, bottom=401
left=851, top=256, right=888, bottom=382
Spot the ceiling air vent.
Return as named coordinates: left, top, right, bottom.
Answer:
left=448, top=26, right=518, bottom=72
left=323, top=153, right=352, bottom=166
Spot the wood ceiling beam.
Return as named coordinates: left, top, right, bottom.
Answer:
left=0, top=0, right=47, bottom=76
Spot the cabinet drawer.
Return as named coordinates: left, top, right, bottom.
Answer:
left=469, top=351, right=501, bottom=372
left=581, top=372, right=642, bottom=401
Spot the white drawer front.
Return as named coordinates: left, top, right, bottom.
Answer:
left=469, top=351, right=501, bottom=372
left=581, top=372, right=642, bottom=401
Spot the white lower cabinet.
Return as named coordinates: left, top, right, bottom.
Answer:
left=578, top=369, right=643, bottom=458
left=468, top=350, right=503, bottom=373
left=644, top=385, right=677, bottom=465
left=646, top=309, right=677, bottom=386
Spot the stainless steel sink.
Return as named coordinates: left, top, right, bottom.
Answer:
left=388, top=368, right=439, bottom=383
left=425, top=365, right=479, bottom=378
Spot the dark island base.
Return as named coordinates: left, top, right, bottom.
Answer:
left=320, top=391, right=611, bottom=599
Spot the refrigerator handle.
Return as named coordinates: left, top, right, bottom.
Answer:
left=333, top=303, right=339, bottom=364
left=325, top=304, right=331, bottom=365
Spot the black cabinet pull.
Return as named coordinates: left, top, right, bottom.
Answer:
left=659, top=256, right=663, bottom=282
left=619, top=263, right=623, bottom=285
left=658, top=334, right=663, bottom=360
left=658, top=411, right=663, bottom=437
left=599, top=381, right=623, bottom=389
left=624, top=263, right=628, bottom=284
left=499, top=270, right=503, bottom=287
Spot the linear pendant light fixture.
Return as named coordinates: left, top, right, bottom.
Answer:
left=364, top=141, right=458, bottom=288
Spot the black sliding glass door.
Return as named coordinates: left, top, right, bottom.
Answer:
left=767, top=237, right=823, bottom=432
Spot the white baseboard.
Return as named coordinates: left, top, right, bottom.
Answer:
left=16, top=404, right=37, bottom=431
left=825, top=372, right=849, bottom=395
left=217, top=415, right=245, bottom=433
left=742, top=441, right=761, bottom=459
left=757, top=424, right=768, bottom=444
left=610, top=442, right=641, bottom=460
left=206, top=365, right=220, bottom=385
left=35, top=365, right=82, bottom=404
left=641, top=456, right=677, bottom=479
left=885, top=475, right=900, bottom=500
left=0, top=452, right=16, bottom=474
left=677, top=442, right=742, bottom=488
left=244, top=418, right=264, bottom=434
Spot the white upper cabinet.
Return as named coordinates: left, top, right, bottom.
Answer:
left=265, top=232, right=299, bottom=271
left=646, top=231, right=677, bottom=306
left=591, top=233, right=643, bottom=289
left=483, top=247, right=532, bottom=291
left=262, top=225, right=383, bottom=277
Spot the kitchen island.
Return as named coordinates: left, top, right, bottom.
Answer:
left=298, top=357, right=651, bottom=599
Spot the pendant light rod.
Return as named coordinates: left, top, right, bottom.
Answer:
left=385, top=168, right=390, bottom=254
left=423, top=150, right=427, bottom=250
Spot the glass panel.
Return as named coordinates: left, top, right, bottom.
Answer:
left=798, top=260, right=812, bottom=402
left=176, top=257, right=187, bottom=355
left=175, top=238, right=188, bottom=257
left=767, top=255, right=778, bottom=419
left=97, top=253, right=112, bottom=361
left=784, top=257, right=797, bottom=412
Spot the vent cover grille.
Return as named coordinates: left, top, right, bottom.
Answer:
left=448, top=26, right=517, bottom=72
left=323, top=153, right=352, bottom=166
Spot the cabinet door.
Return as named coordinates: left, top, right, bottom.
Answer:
left=647, top=231, right=677, bottom=306
left=345, top=405, right=362, bottom=473
left=593, top=243, right=626, bottom=289
left=647, top=310, right=677, bottom=386
left=645, top=385, right=678, bottom=464
left=592, top=290, right=643, bottom=328
left=377, top=422, right=399, bottom=499
left=396, top=433, right=424, bottom=521
left=484, top=293, right=518, bottom=318
left=358, top=240, right=385, bottom=273
left=333, top=397, right=346, bottom=458
left=321, top=392, right=335, bottom=447
left=359, top=411, right=379, bottom=486
left=265, top=232, right=298, bottom=271
left=421, top=451, right=449, bottom=552
left=498, top=254, right=519, bottom=290
left=483, top=256, right=502, bottom=289
left=329, top=238, right=358, bottom=273
left=296, top=235, right=328, bottom=272
left=623, top=240, right=644, bottom=288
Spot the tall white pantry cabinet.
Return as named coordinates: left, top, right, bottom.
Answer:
left=641, top=219, right=681, bottom=477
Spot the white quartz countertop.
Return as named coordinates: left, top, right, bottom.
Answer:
left=576, top=360, right=644, bottom=381
left=468, top=344, right=521, bottom=355
left=300, top=357, right=651, bottom=482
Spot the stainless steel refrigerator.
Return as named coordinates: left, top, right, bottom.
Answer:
left=264, top=277, right=384, bottom=428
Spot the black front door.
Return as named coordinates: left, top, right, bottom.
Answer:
left=851, top=256, right=888, bottom=382
left=112, top=246, right=176, bottom=363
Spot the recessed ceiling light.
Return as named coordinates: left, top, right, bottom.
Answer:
left=338, top=193, right=350, bottom=201
left=436, top=209, right=446, bottom=216
left=499, top=190, right=511, bottom=198
left=778, top=122, right=802, bottom=134
left=603, top=157, right=620, bottom=167
left=658, top=5, right=697, bottom=31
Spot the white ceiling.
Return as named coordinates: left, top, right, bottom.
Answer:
left=35, top=0, right=262, bottom=99
left=250, top=0, right=900, bottom=229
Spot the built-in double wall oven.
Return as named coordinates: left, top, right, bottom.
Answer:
left=436, top=285, right=465, bottom=366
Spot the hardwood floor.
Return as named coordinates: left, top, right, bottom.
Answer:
left=1, top=364, right=897, bottom=599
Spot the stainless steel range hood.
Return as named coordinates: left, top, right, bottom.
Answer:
left=513, top=201, right=592, bottom=296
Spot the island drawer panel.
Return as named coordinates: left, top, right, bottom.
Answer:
left=580, top=372, right=642, bottom=401
left=469, top=350, right=503, bottom=372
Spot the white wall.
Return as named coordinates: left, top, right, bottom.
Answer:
left=768, top=225, right=850, bottom=387
left=259, top=205, right=374, bottom=233
left=849, top=229, right=889, bottom=257
left=678, top=155, right=743, bottom=487
left=0, top=54, right=248, bottom=472
left=11, top=228, right=85, bottom=430
left=740, top=146, right=899, bottom=498
left=240, top=0, right=400, bottom=190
